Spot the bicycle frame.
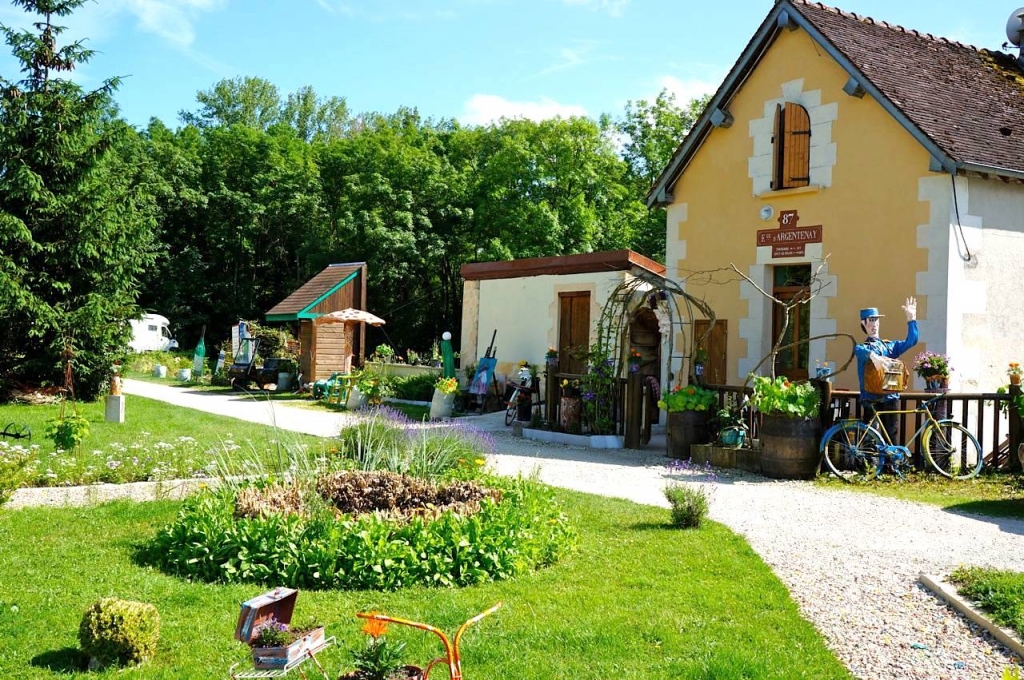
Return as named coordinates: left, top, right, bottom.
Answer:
left=853, top=402, right=945, bottom=450
left=356, top=603, right=502, bottom=680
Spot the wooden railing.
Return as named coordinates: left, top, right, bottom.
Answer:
left=705, top=382, right=1023, bottom=472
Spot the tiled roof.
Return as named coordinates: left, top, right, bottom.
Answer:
left=791, top=0, right=1024, bottom=174
left=646, top=0, right=1024, bottom=206
left=266, top=263, right=363, bottom=316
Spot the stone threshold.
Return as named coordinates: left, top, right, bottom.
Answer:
left=521, top=427, right=624, bottom=449
left=919, top=573, right=1024, bottom=659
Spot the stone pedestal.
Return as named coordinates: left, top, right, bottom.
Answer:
left=105, top=395, right=126, bottom=423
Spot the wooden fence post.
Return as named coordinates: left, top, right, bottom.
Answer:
left=1010, top=384, right=1022, bottom=473
left=545, top=363, right=558, bottom=427
left=624, top=371, right=642, bottom=448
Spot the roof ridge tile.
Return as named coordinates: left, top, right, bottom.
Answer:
left=789, top=0, right=981, bottom=52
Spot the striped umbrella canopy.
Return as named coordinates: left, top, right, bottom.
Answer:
left=316, top=308, right=386, bottom=326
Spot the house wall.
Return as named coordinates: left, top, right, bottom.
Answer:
left=665, top=25, right=943, bottom=391
left=460, top=270, right=629, bottom=381
left=957, top=177, right=1024, bottom=390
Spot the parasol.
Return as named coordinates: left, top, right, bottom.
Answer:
left=317, top=309, right=386, bottom=326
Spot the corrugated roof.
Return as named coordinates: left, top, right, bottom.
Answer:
left=266, top=263, right=364, bottom=317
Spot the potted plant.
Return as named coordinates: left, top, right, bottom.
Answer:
left=711, top=408, right=748, bottom=448
left=430, top=376, right=459, bottom=420
left=373, top=344, right=396, bottom=364
left=249, top=616, right=326, bottom=670
left=658, top=383, right=718, bottom=459
left=340, top=616, right=422, bottom=680
left=627, top=348, right=642, bottom=373
left=1008, top=362, right=1022, bottom=387
left=545, top=347, right=559, bottom=367
left=559, top=378, right=582, bottom=433
left=750, top=375, right=821, bottom=479
left=912, top=351, right=953, bottom=391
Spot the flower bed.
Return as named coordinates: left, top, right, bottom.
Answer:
left=146, top=472, right=575, bottom=591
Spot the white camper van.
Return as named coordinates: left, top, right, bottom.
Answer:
left=129, top=314, right=178, bottom=352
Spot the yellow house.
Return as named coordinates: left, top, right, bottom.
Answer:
left=648, top=0, right=1024, bottom=394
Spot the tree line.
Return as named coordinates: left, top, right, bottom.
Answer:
left=0, top=0, right=707, bottom=399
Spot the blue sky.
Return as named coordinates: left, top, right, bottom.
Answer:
left=0, top=0, right=1016, bottom=129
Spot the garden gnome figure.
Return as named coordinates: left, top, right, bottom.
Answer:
left=441, top=331, right=455, bottom=379
left=854, top=298, right=918, bottom=442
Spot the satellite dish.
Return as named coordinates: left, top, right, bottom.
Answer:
left=1007, top=7, right=1024, bottom=47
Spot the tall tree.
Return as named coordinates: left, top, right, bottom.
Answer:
left=614, top=89, right=710, bottom=259
left=179, top=76, right=282, bottom=130
left=0, top=0, right=158, bottom=400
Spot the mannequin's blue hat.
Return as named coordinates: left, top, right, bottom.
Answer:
left=860, top=307, right=884, bottom=321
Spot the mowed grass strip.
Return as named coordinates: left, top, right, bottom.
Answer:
left=949, top=567, right=1024, bottom=639
left=0, top=396, right=326, bottom=486
left=814, top=471, right=1024, bottom=520
left=0, top=491, right=850, bottom=679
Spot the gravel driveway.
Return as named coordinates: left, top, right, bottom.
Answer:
left=8, top=380, right=1023, bottom=679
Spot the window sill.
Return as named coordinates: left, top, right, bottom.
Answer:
left=755, top=185, right=824, bottom=199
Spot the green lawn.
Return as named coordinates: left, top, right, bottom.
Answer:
left=0, top=396, right=326, bottom=486
left=814, top=471, right=1024, bottom=519
left=949, top=567, right=1024, bottom=639
left=0, top=491, right=850, bottom=679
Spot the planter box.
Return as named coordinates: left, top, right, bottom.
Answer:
left=522, top=428, right=624, bottom=449
left=236, top=587, right=326, bottom=671
left=365, top=362, right=440, bottom=380
left=251, top=627, right=326, bottom=670
left=690, top=443, right=761, bottom=474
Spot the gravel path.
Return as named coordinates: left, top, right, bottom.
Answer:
left=7, top=380, right=1024, bottom=679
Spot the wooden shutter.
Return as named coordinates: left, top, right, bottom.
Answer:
left=782, top=103, right=811, bottom=188
left=772, top=103, right=811, bottom=190
left=694, top=320, right=727, bottom=386
left=558, top=292, right=591, bottom=375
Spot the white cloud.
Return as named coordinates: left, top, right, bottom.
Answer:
left=563, top=0, right=629, bottom=18
left=537, top=40, right=595, bottom=76
left=658, top=74, right=721, bottom=106
left=460, top=94, right=589, bottom=126
left=123, top=0, right=224, bottom=49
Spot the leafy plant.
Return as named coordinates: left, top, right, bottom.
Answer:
left=995, top=386, right=1024, bottom=415
left=391, top=373, right=437, bottom=401
left=664, top=484, right=711, bottom=529
left=0, top=441, right=32, bottom=505
left=351, top=616, right=408, bottom=680
left=750, top=376, right=819, bottom=419
left=372, top=345, right=396, bottom=362
left=46, top=411, right=91, bottom=453
left=657, top=384, right=717, bottom=413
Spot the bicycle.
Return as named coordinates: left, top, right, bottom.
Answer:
left=505, top=366, right=542, bottom=426
left=820, top=395, right=983, bottom=482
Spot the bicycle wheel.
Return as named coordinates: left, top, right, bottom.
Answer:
left=821, top=421, right=883, bottom=483
left=922, top=421, right=983, bottom=480
left=504, top=389, right=519, bottom=426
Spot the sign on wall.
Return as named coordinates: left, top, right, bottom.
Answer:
left=756, top=210, right=822, bottom=258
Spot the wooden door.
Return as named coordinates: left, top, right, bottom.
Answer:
left=772, top=265, right=811, bottom=380
left=558, top=292, right=590, bottom=375
left=693, top=320, right=727, bottom=385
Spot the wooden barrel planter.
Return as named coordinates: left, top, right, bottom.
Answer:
left=759, top=414, right=822, bottom=479
left=666, top=410, right=711, bottom=459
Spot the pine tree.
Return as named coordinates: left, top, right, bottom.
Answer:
left=0, top=0, right=158, bottom=400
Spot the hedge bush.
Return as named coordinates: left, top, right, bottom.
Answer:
left=78, top=598, right=160, bottom=668
left=146, top=474, right=575, bottom=590
left=391, top=373, right=438, bottom=401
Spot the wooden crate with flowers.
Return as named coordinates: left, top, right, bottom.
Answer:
left=232, top=587, right=330, bottom=677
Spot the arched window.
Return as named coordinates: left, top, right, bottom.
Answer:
left=771, top=102, right=811, bottom=190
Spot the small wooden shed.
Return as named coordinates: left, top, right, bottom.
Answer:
left=266, top=262, right=367, bottom=382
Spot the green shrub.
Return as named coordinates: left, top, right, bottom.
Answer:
left=337, top=411, right=410, bottom=466
left=664, top=484, right=711, bottom=529
left=392, top=373, right=438, bottom=401
left=78, top=598, right=160, bottom=668
left=147, top=475, right=575, bottom=590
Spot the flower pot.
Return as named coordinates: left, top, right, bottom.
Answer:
left=560, top=396, right=581, bottom=433
left=718, top=426, right=746, bottom=448
left=346, top=386, right=368, bottom=410
left=176, top=368, right=192, bottom=381
left=276, top=372, right=293, bottom=391
left=924, top=375, right=948, bottom=391
left=1011, top=375, right=1021, bottom=387
left=430, top=388, right=455, bottom=419
left=516, top=395, right=533, bottom=422
left=759, top=414, right=822, bottom=480
left=666, top=410, right=711, bottom=459
left=338, top=666, right=424, bottom=680
left=153, top=365, right=167, bottom=378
